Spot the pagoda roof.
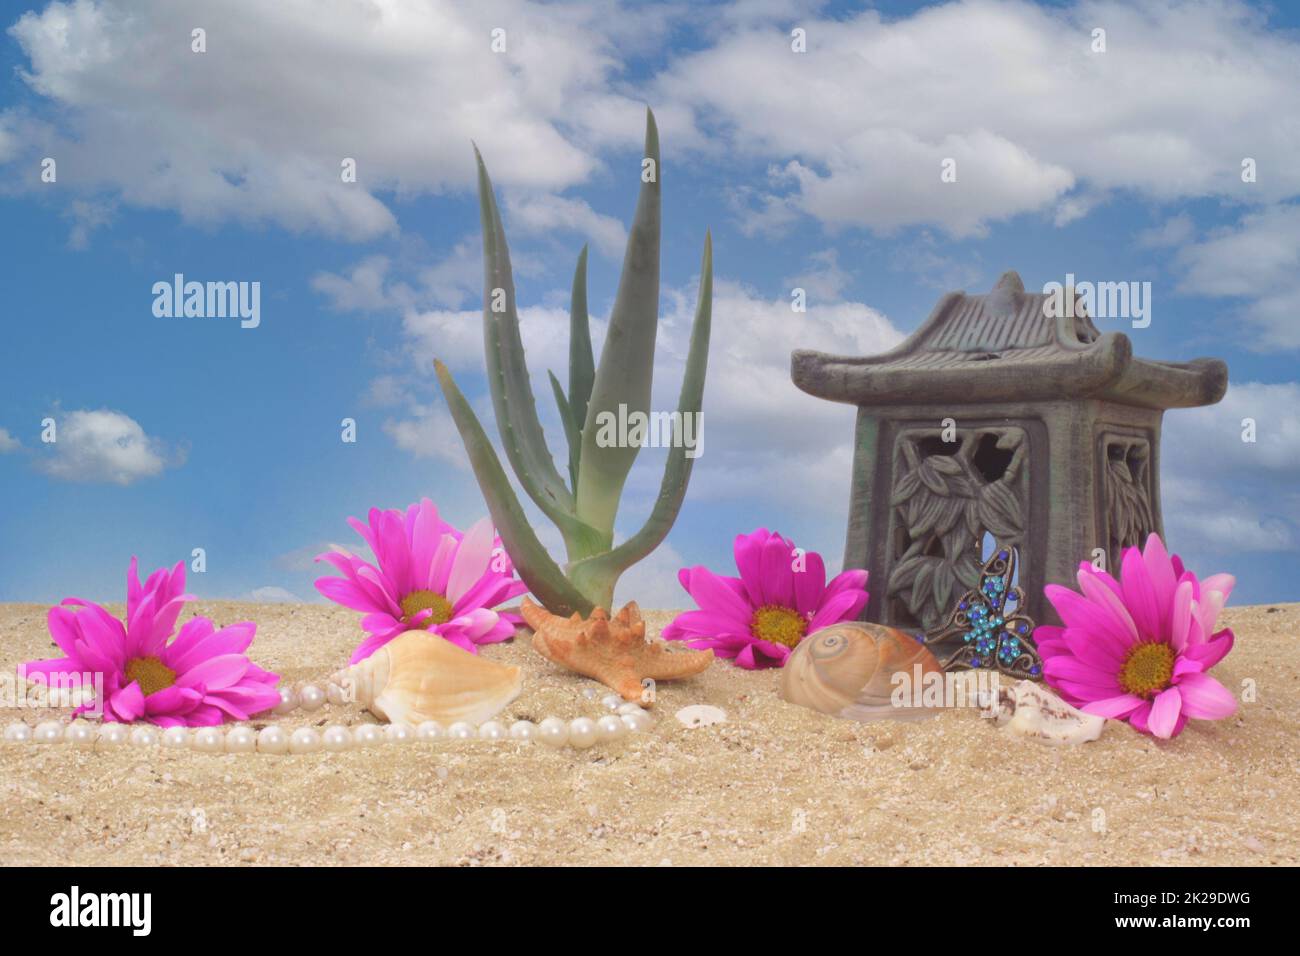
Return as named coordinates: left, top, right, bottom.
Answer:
left=791, top=271, right=1227, bottom=410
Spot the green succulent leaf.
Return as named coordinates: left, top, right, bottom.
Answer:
left=434, top=360, right=593, bottom=616
left=570, top=232, right=712, bottom=598
left=576, top=108, right=661, bottom=537
left=473, top=145, right=575, bottom=522
left=548, top=370, right=582, bottom=494
left=568, top=245, right=595, bottom=433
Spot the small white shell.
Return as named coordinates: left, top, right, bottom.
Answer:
left=675, top=704, right=726, bottom=728
left=333, top=630, right=522, bottom=726
left=991, top=680, right=1104, bottom=745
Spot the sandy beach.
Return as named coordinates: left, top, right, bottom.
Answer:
left=1, top=600, right=1295, bottom=866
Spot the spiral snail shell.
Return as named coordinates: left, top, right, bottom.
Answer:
left=779, top=621, right=943, bottom=722
left=332, top=629, right=522, bottom=726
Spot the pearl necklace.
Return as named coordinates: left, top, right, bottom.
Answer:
left=2, top=680, right=655, bottom=755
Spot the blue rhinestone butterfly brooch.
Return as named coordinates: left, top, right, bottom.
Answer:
left=922, top=543, right=1043, bottom=679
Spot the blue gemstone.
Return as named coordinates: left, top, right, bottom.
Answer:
left=998, top=550, right=1007, bottom=559
left=1030, top=666, right=1041, bottom=676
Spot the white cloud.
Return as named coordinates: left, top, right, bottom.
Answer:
left=5, top=0, right=640, bottom=238
left=503, top=193, right=628, bottom=259
left=1137, top=213, right=1194, bottom=249
left=311, top=255, right=406, bottom=313
left=382, top=403, right=471, bottom=469
left=1174, top=204, right=1300, bottom=349
left=654, top=0, right=1300, bottom=235
left=1161, top=382, right=1300, bottom=554
left=0, top=428, right=20, bottom=452
left=36, top=408, right=178, bottom=485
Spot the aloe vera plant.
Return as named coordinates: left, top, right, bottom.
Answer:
left=435, top=108, right=712, bottom=616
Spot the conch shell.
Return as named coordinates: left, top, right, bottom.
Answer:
left=779, top=622, right=942, bottom=722
left=990, top=680, right=1105, bottom=745
left=332, top=630, right=521, bottom=726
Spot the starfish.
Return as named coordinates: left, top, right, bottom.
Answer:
left=521, top=597, right=714, bottom=704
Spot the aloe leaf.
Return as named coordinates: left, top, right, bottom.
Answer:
left=435, top=360, right=593, bottom=616
left=568, top=245, right=595, bottom=431
left=548, top=370, right=581, bottom=493
left=576, top=108, right=661, bottom=536
left=570, top=232, right=712, bottom=599
left=474, top=145, right=575, bottom=523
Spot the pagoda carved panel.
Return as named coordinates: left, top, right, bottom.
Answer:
left=885, top=426, right=1027, bottom=631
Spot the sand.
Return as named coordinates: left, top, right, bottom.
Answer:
left=0, top=600, right=1295, bottom=866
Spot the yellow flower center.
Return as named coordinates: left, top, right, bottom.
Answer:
left=400, top=589, right=454, bottom=627
left=751, top=604, right=808, bottom=648
left=124, top=656, right=177, bottom=697
left=1118, top=642, right=1175, bottom=698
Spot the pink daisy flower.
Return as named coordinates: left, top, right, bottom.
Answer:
left=662, top=528, right=870, bottom=669
left=1037, top=533, right=1237, bottom=739
left=314, top=498, right=528, bottom=663
left=18, top=558, right=281, bottom=726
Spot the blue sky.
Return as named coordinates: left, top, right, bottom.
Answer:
left=2, top=0, right=1299, bottom=610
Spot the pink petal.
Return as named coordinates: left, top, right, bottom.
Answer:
left=1076, top=570, right=1139, bottom=644
left=1169, top=580, right=1194, bottom=653
left=689, top=566, right=757, bottom=623
left=1147, top=687, right=1183, bottom=739
left=1140, top=534, right=1177, bottom=629
left=175, top=653, right=251, bottom=690
left=806, top=588, right=864, bottom=632
left=1174, top=672, right=1237, bottom=720
left=1184, top=629, right=1234, bottom=670
left=1120, top=546, right=1162, bottom=642
left=791, top=549, right=827, bottom=617
left=757, top=532, right=796, bottom=608
left=732, top=529, right=770, bottom=607
left=446, top=518, right=494, bottom=604
left=1081, top=693, right=1145, bottom=719
left=1042, top=655, right=1121, bottom=694
left=111, top=682, right=146, bottom=722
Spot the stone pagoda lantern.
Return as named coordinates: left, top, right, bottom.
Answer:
left=791, top=271, right=1227, bottom=631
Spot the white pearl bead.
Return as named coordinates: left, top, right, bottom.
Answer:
left=65, top=722, right=96, bottom=748
left=257, top=725, right=290, bottom=754
left=161, top=726, right=190, bottom=749
left=34, top=720, right=65, bottom=744
left=616, top=702, right=645, bottom=716
left=567, top=717, right=598, bottom=749
left=447, top=721, right=475, bottom=741
left=600, top=693, right=622, bottom=711
left=621, top=710, right=653, bottom=733
left=192, top=727, right=225, bottom=753
left=478, top=720, right=507, bottom=741
left=537, top=716, right=568, bottom=747
left=384, top=723, right=412, bottom=743
left=98, top=724, right=129, bottom=747
left=596, top=715, right=627, bottom=742
left=321, top=725, right=352, bottom=751
left=224, top=726, right=257, bottom=753
left=326, top=682, right=349, bottom=706
left=130, top=725, right=160, bottom=747
left=298, top=684, right=327, bottom=712
left=273, top=686, right=298, bottom=714
left=509, top=720, right=537, bottom=743
left=352, top=724, right=383, bottom=747
left=416, top=720, right=445, bottom=741
left=4, top=722, right=33, bottom=743
left=289, top=727, right=322, bottom=754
